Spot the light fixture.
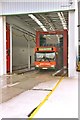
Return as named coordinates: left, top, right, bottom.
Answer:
left=28, top=14, right=47, bottom=31
left=58, top=12, right=67, bottom=29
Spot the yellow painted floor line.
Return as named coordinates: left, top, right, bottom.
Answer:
left=28, top=76, right=64, bottom=119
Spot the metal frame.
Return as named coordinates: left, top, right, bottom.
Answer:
left=36, top=30, right=68, bottom=69
left=6, top=23, right=10, bottom=73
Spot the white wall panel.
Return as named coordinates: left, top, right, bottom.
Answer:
left=68, top=10, right=78, bottom=77
left=7, top=16, right=35, bottom=70
left=0, top=0, right=75, bottom=15
left=0, top=16, right=6, bottom=76
left=13, top=47, right=35, bottom=70
left=12, top=30, right=35, bottom=70
left=13, top=47, right=28, bottom=70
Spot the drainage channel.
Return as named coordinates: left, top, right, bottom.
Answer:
left=32, top=88, right=52, bottom=91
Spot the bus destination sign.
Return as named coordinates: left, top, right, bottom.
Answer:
left=38, top=48, right=52, bottom=51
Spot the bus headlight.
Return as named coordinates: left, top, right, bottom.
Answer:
left=51, top=65, right=54, bottom=67
left=36, top=65, right=39, bottom=67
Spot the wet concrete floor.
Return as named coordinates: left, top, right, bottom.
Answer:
left=0, top=70, right=61, bottom=103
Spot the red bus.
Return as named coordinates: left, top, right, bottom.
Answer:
left=34, top=46, right=58, bottom=70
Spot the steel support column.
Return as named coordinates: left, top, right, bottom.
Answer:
left=68, top=10, right=78, bottom=77
left=0, top=16, right=6, bottom=76
left=28, top=40, right=30, bottom=70
left=36, top=31, right=40, bottom=47
left=6, top=23, right=10, bottom=73
left=63, top=30, right=68, bottom=69
left=10, top=25, right=12, bottom=73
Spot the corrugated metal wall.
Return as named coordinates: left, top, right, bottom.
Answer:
left=0, top=0, right=75, bottom=15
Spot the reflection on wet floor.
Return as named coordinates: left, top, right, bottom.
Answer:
left=1, top=70, right=60, bottom=103
left=13, top=67, right=35, bottom=74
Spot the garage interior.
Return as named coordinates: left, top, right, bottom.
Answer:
left=6, top=11, right=68, bottom=74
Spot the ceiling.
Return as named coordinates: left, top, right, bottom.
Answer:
left=16, top=11, right=68, bottom=32
left=12, top=11, right=68, bottom=46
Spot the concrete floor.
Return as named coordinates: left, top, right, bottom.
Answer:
left=0, top=70, right=60, bottom=102
left=0, top=70, right=79, bottom=118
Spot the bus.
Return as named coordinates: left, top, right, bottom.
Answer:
left=34, top=46, right=58, bottom=70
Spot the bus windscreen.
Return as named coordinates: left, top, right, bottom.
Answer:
left=36, top=52, right=56, bottom=62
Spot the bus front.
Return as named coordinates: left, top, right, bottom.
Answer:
left=34, top=47, right=57, bottom=70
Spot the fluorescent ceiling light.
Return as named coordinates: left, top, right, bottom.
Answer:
left=28, top=14, right=47, bottom=31
left=58, top=12, right=67, bottom=29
